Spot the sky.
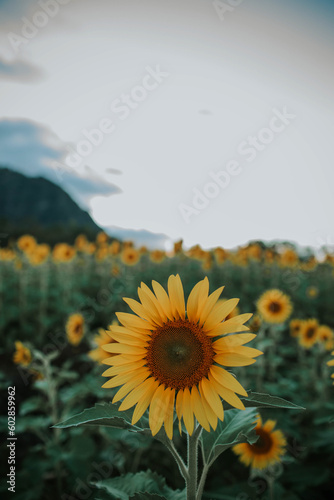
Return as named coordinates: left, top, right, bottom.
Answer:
left=0, top=0, right=333, bottom=250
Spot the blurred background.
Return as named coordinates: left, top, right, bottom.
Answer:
left=0, top=1, right=334, bottom=499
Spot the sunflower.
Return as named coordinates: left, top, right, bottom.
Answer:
left=302, top=257, right=317, bottom=271
left=279, top=248, right=298, bottom=267
left=232, top=415, right=286, bottom=470
left=306, top=286, right=319, bottom=299
left=96, top=231, right=108, bottom=245
left=17, top=235, right=37, bottom=254
left=75, top=234, right=88, bottom=250
left=214, top=247, right=229, bottom=265
left=121, top=247, right=140, bottom=266
left=202, top=255, right=213, bottom=270
left=247, top=243, right=262, bottom=261
left=53, top=243, right=76, bottom=262
left=249, top=314, right=262, bottom=333
left=150, top=250, right=166, bottom=263
left=173, top=239, right=183, bottom=255
left=13, top=341, right=32, bottom=366
left=317, top=325, right=334, bottom=351
left=289, top=319, right=304, bottom=338
left=110, top=241, right=121, bottom=255
left=327, top=351, right=334, bottom=384
left=28, top=244, right=50, bottom=266
left=257, top=289, right=292, bottom=324
left=101, top=275, right=262, bottom=439
left=89, top=327, right=116, bottom=363
left=264, top=249, right=276, bottom=264
left=66, top=313, right=85, bottom=346
left=0, top=248, right=16, bottom=261
left=298, top=319, right=319, bottom=349
left=96, top=244, right=109, bottom=262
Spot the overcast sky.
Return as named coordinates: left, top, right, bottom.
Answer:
left=0, top=0, right=333, bottom=250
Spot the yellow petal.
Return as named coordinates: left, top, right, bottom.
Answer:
left=208, top=374, right=245, bottom=410
left=186, top=280, right=203, bottom=322
left=102, top=354, right=144, bottom=366
left=190, top=386, right=210, bottom=432
left=152, top=280, right=173, bottom=320
left=138, top=286, right=164, bottom=326
left=119, top=377, right=155, bottom=411
left=102, top=343, right=146, bottom=355
left=108, top=332, right=147, bottom=346
left=203, top=298, right=240, bottom=331
left=199, top=384, right=218, bottom=430
left=199, top=378, right=224, bottom=421
left=214, top=353, right=257, bottom=367
left=140, top=282, right=167, bottom=321
left=182, top=387, right=194, bottom=435
left=102, top=367, right=149, bottom=388
left=116, top=312, right=153, bottom=331
left=102, top=360, right=146, bottom=376
left=175, top=389, right=184, bottom=420
left=149, top=385, right=170, bottom=436
left=223, top=346, right=263, bottom=358
left=209, top=365, right=248, bottom=396
left=113, top=376, right=151, bottom=403
left=198, top=286, right=225, bottom=326
left=123, top=297, right=157, bottom=325
left=107, top=325, right=148, bottom=340
left=194, top=277, right=210, bottom=321
left=168, top=275, right=183, bottom=319
left=132, top=379, right=160, bottom=425
left=212, top=333, right=256, bottom=350
left=164, top=389, right=175, bottom=440
left=207, top=314, right=253, bottom=336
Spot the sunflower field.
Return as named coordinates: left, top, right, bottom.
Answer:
left=1, top=233, right=334, bottom=500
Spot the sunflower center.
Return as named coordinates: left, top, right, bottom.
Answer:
left=306, top=327, right=315, bottom=339
left=145, top=320, right=214, bottom=390
left=268, top=301, right=281, bottom=313
left=251, top=428, right=273, bottom=455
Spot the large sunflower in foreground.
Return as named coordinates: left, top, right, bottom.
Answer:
left=257, top=289, right=292, bottom=324
left=232, top=415, right=286, bottom=469
left=102, top=275, right=262, bottom=439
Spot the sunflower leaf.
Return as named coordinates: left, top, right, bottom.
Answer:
left=240, top=391, right=305, bottom=410
left=53, top=402, right=150, bottom=432
left=200, top=408, right=258, bottom=466
left=91, top=470, right=185, bottom=500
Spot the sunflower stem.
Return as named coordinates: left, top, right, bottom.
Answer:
left=186, top=425, right=201, bottom=500
left=157, top=435, right=188, bottom=482
left=196, top=464, right=209, bottom=500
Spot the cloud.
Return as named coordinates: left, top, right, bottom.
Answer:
left=0, top=58, right=43, bottom=81
left=0, top=118, right=121, bottom=207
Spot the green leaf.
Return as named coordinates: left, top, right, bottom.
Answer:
left=92, top=470, right=185, bottom=500
left=53, top=402, right=149, bottom=432
left=241, top=391, right=305, bottom=410
left=200, top=408, right=258, bottom=466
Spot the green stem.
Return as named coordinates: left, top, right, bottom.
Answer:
left=186, top=425, right=202, bottom=500
left=196, top=464, right=209, bottom=500
left=158, top=435, right=188, bottom=481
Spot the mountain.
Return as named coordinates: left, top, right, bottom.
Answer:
left=0, top=167, right=100, bottom=245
